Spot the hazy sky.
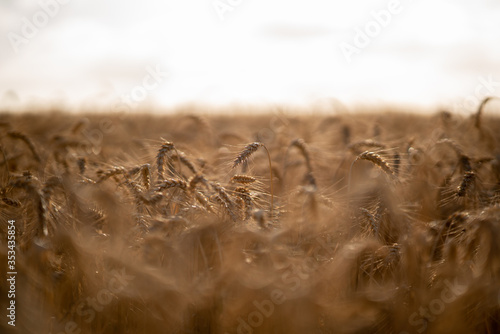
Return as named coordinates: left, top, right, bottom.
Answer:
left=1, top=0, right=500, bottom=113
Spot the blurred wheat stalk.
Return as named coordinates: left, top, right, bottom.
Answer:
left=0, top=102, right=500, bottom=333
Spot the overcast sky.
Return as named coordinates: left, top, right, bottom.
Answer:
left=1, top=0, right=500, bottom=113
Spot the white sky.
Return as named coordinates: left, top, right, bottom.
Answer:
left=1, top=0, right=500, bottom=113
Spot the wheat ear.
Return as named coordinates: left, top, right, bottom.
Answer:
left=230, top=175, right=257, bottom=185
left=359, top=208, right=379, bottom=236
left=348, top=139, right=386, bottom=154
left=195, top=191, right=213, bottom=213
left=457, top=171, right=475, bottom=197
left=234, top=186, right=253, bottom=220
left=127, top=163, right=151, bottom=189
left=156, top=141, right=175, bottom=180
left=140, top=164, right=151, bottom=189
left=232, top=142, right=262, bottom=168
left=171, top=151, right=197, bottom=174
left=212, top=182, right=237, bottom=222
left=7, top=131, right=41, bottom=162
left=233, top=142, right=274, bottom=213
left=155, top=178, right=187, bottom=192
left=290, top=138, right=312, bottom=171
left=2, top=197, right=21, bottom=207
left=348, top=151, right=395, bottom=192
left=96, top=167, right=126, bottom=183
left=156, top=141, right=183, bottom=180
left=9, top=179, right=47, bottom=236
left=358, top=151, right=394, bottom=176
left=188, top=174, right=208, bottom=192
left=77, top=158, right=86, bottom=175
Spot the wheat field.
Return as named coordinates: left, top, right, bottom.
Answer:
left=1, top=105, right=500, bottom=333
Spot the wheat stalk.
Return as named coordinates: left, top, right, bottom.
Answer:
left=475, top=96, right=494, bottom=129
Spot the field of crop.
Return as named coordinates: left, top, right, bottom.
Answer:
left=1, top=104, right=500, bottom=333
